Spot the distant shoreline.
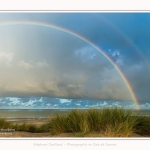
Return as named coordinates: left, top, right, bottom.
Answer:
left=0, top=108, right=150, bottom=138
left=0, top=109, right=150, bottom=123
left=6, top=117, right=50, bottom=124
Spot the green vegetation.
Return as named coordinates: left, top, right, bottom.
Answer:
left=1, top=107, right=150, bottom=137
left=67, top=109, right=90, bottom=133
left=12, top=122, right=51, bottom=133
left=134, top=116, right=150, bottom=136
left=49, top=114, right=68, bottom=135
left=0, top=118, right=12, bottom=129
left=47, top=108, right=138, bottom=137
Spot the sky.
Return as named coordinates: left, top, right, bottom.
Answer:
left=0, top=12, right=150, bottom=109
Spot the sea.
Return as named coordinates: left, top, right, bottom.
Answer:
left=0, top=109, right=150, bottom=122
left=0, top=109, right=72, bottom=122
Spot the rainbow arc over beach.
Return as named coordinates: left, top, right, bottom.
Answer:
left=97, top=15, right=150, bottom=72
left=0, top=21, right=140, bottom=110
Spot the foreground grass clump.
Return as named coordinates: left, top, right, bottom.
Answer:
left=99, top=108, right=137, bottom=137
left=0, top=118, right=12, bottom=129
left=135, top=116, right=150, bottom=136
left=48, top=114, right=68, bottom=135
left=37, top=122, right=51, bottom=133
left=1, top=108, right=150, bottom=137
left=13, top=122, right=51, bottom=133
left=13, top=123, right=36, bottom=132
left=88, top=108, right=137, bottom=137
left=67, top=109, right=90, bottom=133
left=87, top=109, right=102, bottom=131
left=46, top=110, right=91, bottom=135
left=48, top=107, right=138, bottom=137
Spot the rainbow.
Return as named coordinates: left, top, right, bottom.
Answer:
left=95, top=14, right=150, bottom=71
left=0, top=21, right=140, bottom=110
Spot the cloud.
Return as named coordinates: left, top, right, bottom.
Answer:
left=0, top=27, right=134, bottom=101
left=122, top=61, right=150, bottom=102
left=0, top=13, right=149, bottom=105
left=0, top=52, right=14, bottom=65
left=67, top=84, right=84, bottom=88
left=17, top=60, right=49, bottom=69
left=59, top=99, right=72, bottom=104
left=18, top=60, right=34, bottom=69
left=0, top=97, right=149, bottom=109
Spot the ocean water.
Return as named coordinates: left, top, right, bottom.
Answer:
left=0, top=109, right=71, bottom=118
left=0, top=109, right=150, bottom=122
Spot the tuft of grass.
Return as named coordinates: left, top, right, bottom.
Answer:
left=104, top=121, right=135, bottom=137
left=13, top=123, right=20, bottom=131
left=87, top=109, right=102, bottom=131
left=47, top=107, right=138, bottom=137
left=13, top=123, right=32, bottom=132
left=48, top=114, right=68, bottom=135
left=37, top=122, right=51, bottom=133
left=101, top=107, right=137, bottom=137
left=67, top=109, right=90, bottom=134
left=28, top=125, right=38, bottom=133
left=134, top=116, right=150, bottom=136
left=0, top=118, right=12, bottom=129
left=13, top=122, right=50, bottom=133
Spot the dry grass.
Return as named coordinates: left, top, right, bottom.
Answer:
left=1, top=107, right=150, bottom=137
left=47, top=107, right=138, bottom=137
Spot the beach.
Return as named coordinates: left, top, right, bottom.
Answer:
left=0, top=108, right=150, bottom=138
left=0, top=118, right=145, bottom=138
left=0, top=132, right=143, bottom=138
left=6, top=117, right=50, bottom=126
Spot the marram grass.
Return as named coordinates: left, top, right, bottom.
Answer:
left=49, top=114, right=68, bottom=135
left=67, top=109, right=90, bottom=133
left=47, top=107, right=138, bottom=137
left=1, top=107, right=150, bottom=137
left=0, top=118, right=12, bottom=129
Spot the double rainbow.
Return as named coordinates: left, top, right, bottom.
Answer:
left=0, top=21, right=140, bottom=110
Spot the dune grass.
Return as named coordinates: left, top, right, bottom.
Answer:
left=12, top=122, right=51, bottom=133
left=47, top=107, right=138, bottom=137
left=48, top=114, right=68, bottom=135
left=134, top=116, right=150, bottom=136
left=0, top=118, right=12, bottom=129
left=1, top=107, right=150, bottom=137
left=67, top=109, right=90, bottom=133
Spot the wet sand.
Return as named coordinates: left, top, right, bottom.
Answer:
left=6, top=117, right=50, bottom=126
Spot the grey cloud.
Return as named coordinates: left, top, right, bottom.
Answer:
left=0, top=13, right=147, bottom=104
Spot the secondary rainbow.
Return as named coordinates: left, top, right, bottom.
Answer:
left=97, top=15, right=150, bottom=71
left=0, top=21, right=140, bottom=110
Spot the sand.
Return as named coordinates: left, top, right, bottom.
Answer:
left=6, top=117, right=50, bottom=126
left=0, top=131, right=144, bottom=138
